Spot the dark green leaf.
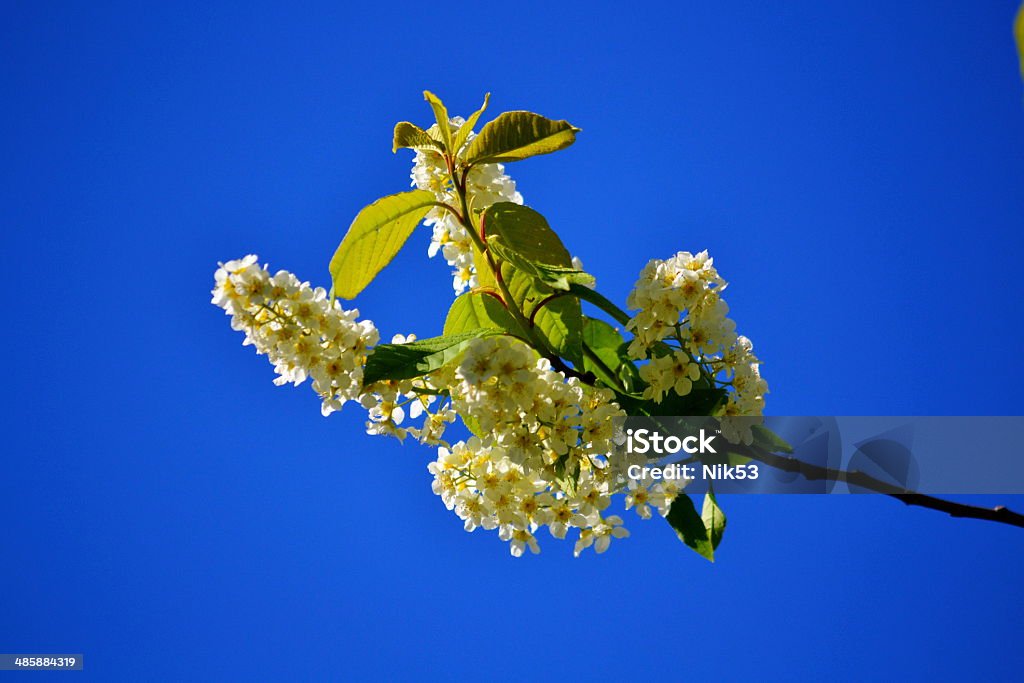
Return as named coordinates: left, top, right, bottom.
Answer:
left=465, top=111, right=579, bottom=165
left=665, top=494, right=715, bottom=562
left=614, top=387, right=728, bottom=418
left=363, top=331, right=497, bottom=386
left=581, top=318, right=632, bottom=389
left=568, top=283, right=632, bottom=326
left=330, top=190, right=438, bottom=299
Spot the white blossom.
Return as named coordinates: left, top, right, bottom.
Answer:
left=574, top=514, right=630, bottom=556
left=420, top=335, right=643, bottom=557
left=211, top=256, right=378, bottom=416
left=410, top=117, right=522, bottom=294
left=625, top=251, right=768, bottom=430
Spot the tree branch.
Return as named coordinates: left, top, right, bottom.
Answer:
left=734, top=444, right=1024, bottom=530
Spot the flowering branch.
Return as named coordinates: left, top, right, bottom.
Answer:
left=212, top=91, right=917, bottom=563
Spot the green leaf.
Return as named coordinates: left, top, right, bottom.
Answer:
left=452, top=92, right=490, bottom=156
left=393, top=121, right=442, bottom=153
left=488, top=238, right=595, bottom=291
left=581, top=318, right=630, bottom=389
left=423, top=90, right=452, bottom=152
left=702, top=486, right=727, bottom=554
left=461, top=413, right=484, bottom=437
left=464, top=111, right=579, bottom=165
left=553, top=454, right=579, bottom=498
left=725, top=451, right=753, bottom=467
left=665, top=494, right=715, bottom=562
left=362, top=331, right=497, bottom=386
left=582, top=318, right=623, bottom=368
left=444, top=290, right=524, bottom=337
left=482, top=203, right=572, bottom=265
left=532, top=294, right=584, bottom=367
left=482, top=203, right=584, bottom=364
left=568, top=283, right=632, bottom=326
left=614, top=387, right=728, bottom=418
left=502, top=265, right=584, bottom=365
left=482, top=203, right=592, bottom=291
left=330, top=190, right=438, bottom=299
left=751, top=424, right=794, bottom=454
left=471, top=230, right=497, bottom=290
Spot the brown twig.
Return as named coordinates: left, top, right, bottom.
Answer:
left=735, top=445, right=1024, bottom=529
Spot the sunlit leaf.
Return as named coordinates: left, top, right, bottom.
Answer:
left=393, top=121, right=442, bottom=153
left=423, top=90, right=452, bottom=152
left=330, top=190, right=438, bottom=299
left=452, top=93, right=490, bottom=157
left=702, top=486, right=727, bottom=554
left=465, top=111, right=579, bottom=165
left=444, top=290, right=524, bottom=337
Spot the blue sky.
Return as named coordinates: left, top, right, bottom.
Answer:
left=3, top=1, right=1023, bottom=680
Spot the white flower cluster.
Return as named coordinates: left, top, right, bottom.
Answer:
left=214, top=245, right=769, bottom=557
left=214, top=260, right=462, bottom=444
left=212, top=255, right=379, bottom=416
left=625, top=251, right=768, bottom=437
left=425, top=335, right=662, bottom=557
left=410, top=117, right=523, bottom=294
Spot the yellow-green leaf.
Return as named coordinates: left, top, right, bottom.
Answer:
left=488, top=238, right=594, bottom=291
left=393, top=121, right=442, bottom=153
left=701, top=486, right=727, bottom=555
left=464, top=111, right=579, bottom=165
left=423, top=90, right=452, bottom=152
left=444, top=290, right=523, bottom=337
left=503, top=264, right=583, bottom=366
left=452, top=93, right=490, bottom=157
left=461, top=413, right=484, bottom=437
left=330, top=190, right=437, bottom=299
left=751, top=424, right=794, bottom=454
left=471, top=230, right=496, bottom=290
left=482, top=203, right=572, bottom=266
